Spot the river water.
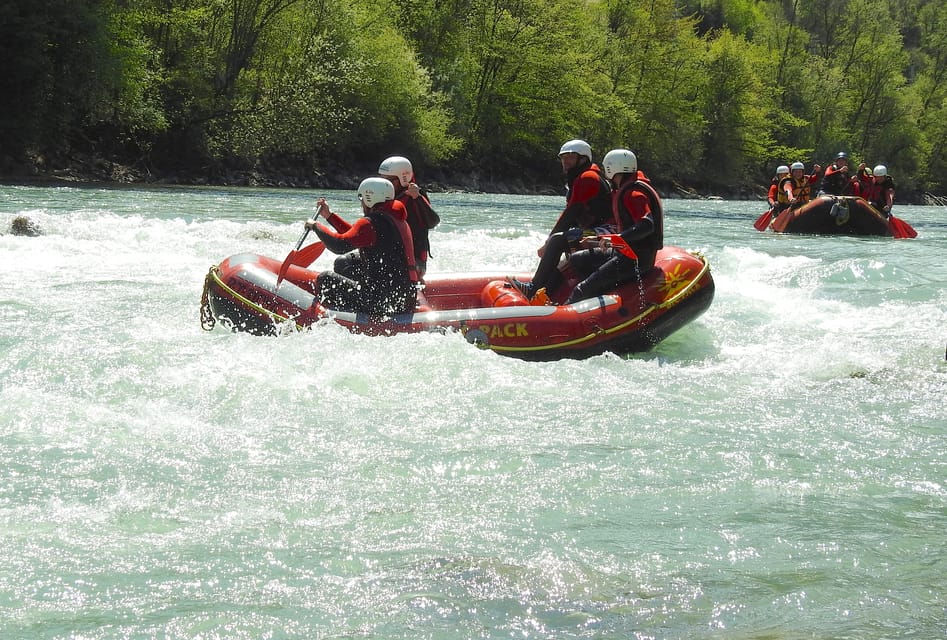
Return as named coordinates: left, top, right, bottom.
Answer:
left=1, top=183, right=944, bottom=639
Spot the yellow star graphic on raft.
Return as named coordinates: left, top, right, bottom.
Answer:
left=657, top=263, right=692, bottom=298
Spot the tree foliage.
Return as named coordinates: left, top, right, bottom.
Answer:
left=0, top=0, right=944, bottom=196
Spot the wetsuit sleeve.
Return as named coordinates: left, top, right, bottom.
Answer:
left=323, top=212, right=353, bottom=234
left=313, top=217, right=377, bottom=254
left=549, top=202, right=585, bottom=234
left=416, top=194, right=440, bottom=228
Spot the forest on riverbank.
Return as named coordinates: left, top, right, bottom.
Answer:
left=1, top=0, right=945, bottom=201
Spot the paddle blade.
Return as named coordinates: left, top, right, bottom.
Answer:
left=291, top=241, right=325, bottom=267
left=274, top=250, right=298, bottom=287
left=602, top=234, right=638, bottom=260
left=889, top=216, right=917, bottom=239
left=753, top=208, right=774, bottom=231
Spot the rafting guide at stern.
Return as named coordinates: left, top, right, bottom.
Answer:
left=510, top=138, right=614, bottom=301
left=307, top=177, right=418, bottom=316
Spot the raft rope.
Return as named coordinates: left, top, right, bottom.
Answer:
left=200, top=267, right=217, bottom=331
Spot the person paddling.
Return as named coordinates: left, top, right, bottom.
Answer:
left=819, top=152, right=855, bottom=196
left=307, top=178, right=418, bottom=316
left=378, top=156, right=440, bottom=279
left=863, top=164, right=896, bottom=216
left=779, top=161, right=821, bottom=208
left=768, top=164, right=790, bottom=211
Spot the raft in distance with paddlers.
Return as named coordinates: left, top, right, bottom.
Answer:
left=754, top=195, right=917, bottom=238
left=200, top=245, right=715, bottom=361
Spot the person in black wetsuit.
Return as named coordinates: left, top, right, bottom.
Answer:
left=308, top=177, right=418, bottom=316
left=563, top=148, right=663, bottom=304
left=819, top=152, right=855, bottom=196
left=510, top=139, right=613, bottom=301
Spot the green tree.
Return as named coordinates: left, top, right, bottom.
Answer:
left=597, top=0, right=706, bottom=180
left=697, top=30, right=774, bottom=186
left=0, top=0, right=119, bottom=162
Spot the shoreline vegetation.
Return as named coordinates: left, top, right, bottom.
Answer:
left=2, top=1, right=946, bottom=208
left=1, top=154, right=943, bottom=205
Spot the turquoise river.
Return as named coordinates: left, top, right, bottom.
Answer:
left=1, top=184, right=945, bottom=639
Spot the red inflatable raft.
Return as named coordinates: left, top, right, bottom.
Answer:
left=200, top=246, right=714, bottom=360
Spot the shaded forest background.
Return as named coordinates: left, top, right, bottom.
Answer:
left=1, top=0, right=945, bottom=200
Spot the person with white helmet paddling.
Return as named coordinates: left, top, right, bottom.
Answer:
left=305, top=177, right=419, bottom=315
left=753, top=163, right=792, bottom=230
left=378, top=155, right=440, bottom=279
left=778, top=160, right=822, bottom=208
left=768, top=164, right=790, bottom=209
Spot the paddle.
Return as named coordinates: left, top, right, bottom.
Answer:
left=888, top=215, right=917, bottom=239
left=601, top=234, right=639, bottom=260
left=291, top=239, right=325, bottom=266
left=275, top=221, right=323, bottom=287
left=753, top=207, right=774, bottom=231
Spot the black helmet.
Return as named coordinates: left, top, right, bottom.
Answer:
left=835, top=151, right=849, bottom=160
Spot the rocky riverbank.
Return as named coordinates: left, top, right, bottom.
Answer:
left=4, top=150, right=940, bottom=204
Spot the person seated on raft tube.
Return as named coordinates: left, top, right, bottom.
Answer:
left=531, top=148, right=662, bottom=305
left=306, top=177, right=419, bottom=316
left=768, top=165, right=790, bottom=210
left=778, top=161, right=822, bottom=209
left=861, top=164, right=896, bottom=216
left=563, top=149, right=663, bottom=304
left=509, top=139, right=613, bottom=300
left=547, top=139, right=614, bottom=237
left=818, top=152, right=857, bottom=196
left=378, top=155, right=440, bottom=280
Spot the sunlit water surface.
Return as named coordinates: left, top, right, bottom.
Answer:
left=1, top=184, right=945, bottom=639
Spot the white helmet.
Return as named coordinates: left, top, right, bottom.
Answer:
left=558, top=139, right=592, bottom=162
left=357, top=177, right=395, bottom=208
left=790, top=161, right=805, bottom=171
left=776, top=164, right=790, bottom=174
left=378, top=156, right=413, bottom=187
left=602, top=149, right=638, bottom=179
left=872, top=164, right=887, bottom=177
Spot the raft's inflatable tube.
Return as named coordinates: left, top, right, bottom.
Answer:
left=201, top=246, right=715, bottom=360
left=771, top=195, right=893, bottom=236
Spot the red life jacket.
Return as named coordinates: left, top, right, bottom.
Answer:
left=553, top=163, right=613, bottom=233
left=396, top=190, right=439, bottom=262
left=862, top=176, right=895, bottom=210
left=611, top=177, right=664, bottom=270
left=366, top=200, right=418, bottom=284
